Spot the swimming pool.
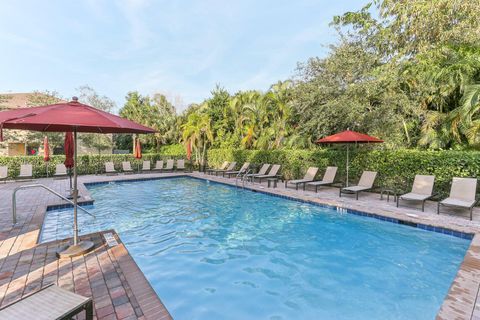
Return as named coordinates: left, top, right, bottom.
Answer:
left=41, top=177, right=470, bottom=319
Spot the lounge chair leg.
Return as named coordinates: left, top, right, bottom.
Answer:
left=85, top=300, right=93, bottom=320
left=422, top=201, right=425, bottom=212
left=396, top=197, right=399, bottom=208
left=470, top=207, right=473, bottom=221
left=303, top=183, right=306, bottom=191
left=437, top=203, right=440, bottom=215
left=356, top=192, right=359, bottom=200
left=339, top=189, right=342, bottom=197
left=296, top=184, right=298, bottom=190
left=315, top=186, right=318, bottom=193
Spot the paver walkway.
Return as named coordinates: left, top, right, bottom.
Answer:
left=0, top=173, right=177, bottom=320
left=0, top=171, right=480, bottom=319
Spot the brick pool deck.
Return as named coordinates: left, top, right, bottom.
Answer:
left=0, top=171, right=480, bottom=319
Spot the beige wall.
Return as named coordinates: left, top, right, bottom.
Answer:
left=7, top=143, right=26, bottom=156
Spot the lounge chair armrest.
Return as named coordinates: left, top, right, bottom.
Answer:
left=331, top=181, right=345, bottom=188
left=430, top=193, right=441, bottom=201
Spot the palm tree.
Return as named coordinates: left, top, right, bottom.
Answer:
left=181, top=108, right=213, bottom=170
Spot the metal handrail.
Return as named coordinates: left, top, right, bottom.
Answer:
left=235, top=169, right=251, bottom=188
left=241, top=169, right=253, bottom=189
left=12, top=184, right=95, bottom=224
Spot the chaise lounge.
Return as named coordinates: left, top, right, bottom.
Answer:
left=152, top=160, right=164, bottom=172
left=340, top=171, right=377, bottom=200
left=122, top=161, right=134, bottom=174
left=206, top=161, right=229, bottom=175
left=253, top=164, right=281, bottom=183
left=17, top=164, right=33, bottom=180
left=105, top=162, right=117, bottom=175
left=214, top=162, right=237, bottom=177
left=306, top=166, right=338, bottom=192
left=397, top=175, right=435, bottom=211
left=0, top=284, right=93, bottom=320
left=142, top=160, right=151, bottom=172
left=225, top=162, right=250, bottom=178
left=164, top=159, right=174, bottom=172
left=176, top=159, right=185, bottom=171
left=54, top=164, right=68, bottom=179
left=285, top=167, right=318, bottom=190
left=438, top=177, right=478, bottom=220
left=0, top=166, right=7, bottom=183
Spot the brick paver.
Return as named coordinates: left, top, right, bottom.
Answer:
left=1, top=171, right=480, bottom=319
left=0, top=173, right=176, bottom=319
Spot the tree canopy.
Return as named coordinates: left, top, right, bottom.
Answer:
left=117, top=0, right=480, bottom=163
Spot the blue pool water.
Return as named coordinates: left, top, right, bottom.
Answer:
left=41, top=177, right=470, bottom=319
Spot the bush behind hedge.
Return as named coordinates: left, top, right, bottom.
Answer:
left=207, top=148, right=480, bottom=196
left=0, top=152, right=187, bottom=178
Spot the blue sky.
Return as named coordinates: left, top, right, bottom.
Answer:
left=0, top=0, right=366, bottom=112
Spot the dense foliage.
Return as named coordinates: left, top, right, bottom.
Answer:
left=0, top=152, right=188, bottom=178
left=207, top=148, right=480, bottom=196
left=116, top=0, right=480, bottom=167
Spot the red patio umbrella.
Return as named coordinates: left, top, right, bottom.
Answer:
left=134, top=138, right=142, bottom=159
left=43, top=136, right=50, bottom=177
left=0, top=97, right=155, bottom=257
left=43, top=136, right=50, bottom=162
left=64, top=132, right=74, bottom=193
left=316, top=130, right=383, bottom=186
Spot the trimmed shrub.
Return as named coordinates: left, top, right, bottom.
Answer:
left=0, top=151, right=187, bottom=178
left=207, top=148, right=480, bottom=196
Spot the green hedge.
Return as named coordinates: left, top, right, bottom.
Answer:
left=207, top=148, right=480, bottom=196
left=0, top=152, right=188, bottom=178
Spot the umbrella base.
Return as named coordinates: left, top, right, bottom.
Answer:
left=56, top=241, right=94, bottom=259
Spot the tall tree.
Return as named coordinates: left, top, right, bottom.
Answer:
left=77, top=85, right=115, bottom=154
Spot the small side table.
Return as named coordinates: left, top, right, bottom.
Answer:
left=380, top=189, right=397, bottom=202
left=267, top=177, right=279, bottom=188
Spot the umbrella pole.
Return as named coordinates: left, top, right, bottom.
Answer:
left=346, top=144, right=349, bottom=187
left=57, top=128, right=94, bottom=258
left=73, top=129, right=78, bottom=245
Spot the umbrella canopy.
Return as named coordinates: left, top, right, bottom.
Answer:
left=64, top=132, right=74, bottom=168
left=316, top=130, right=383, bottom=186
left=43, top=136, right=50, bottom=162
left=0, top=97, right=155, bottom=136
left=316, top=130, right=383, bottom=144
left=134, top=138, right=142, bottom=159
left=0, top=97, right=155, bottom=257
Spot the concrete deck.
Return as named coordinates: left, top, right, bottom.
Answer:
left=0, top=171, right=479, bottom=319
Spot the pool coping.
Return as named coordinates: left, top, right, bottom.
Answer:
left=38, top=172, right=480, bottom=319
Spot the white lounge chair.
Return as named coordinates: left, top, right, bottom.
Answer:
left=105, top=162, right=117, bottom=175
left=176, top=159, right=185, bottom=171
left=142, top=160, right=151, bottom=172
left=0, top=166, right=7, bottom=183
left=438, top=177, right=478, bottom=220
left=397, top=175, right=435, bottom=211
left=340, top=171, right=377, bottom=200
left=254, top=164, right=281, bottom=183
left=245, top=164, right=270, bottom=180
left=206, top=161, right=229, bottom=175
left=164, top=159, right=174, bottom=172
left=225, top=162, right=250, bottom=178
left=54, top=164, right=68, bottom=179
left=214, top=162, right=237, bottom=177
left=0, top=284, right=93, bottom=320
left=285, top=167, right=319, bottom=190
left=18, top=164, right=33, bottom=180
left=153, top=160, right=164, bottom=172
left=307, top=166, right=338, bottom=192
left=122, top=161, right=133, bottom=174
